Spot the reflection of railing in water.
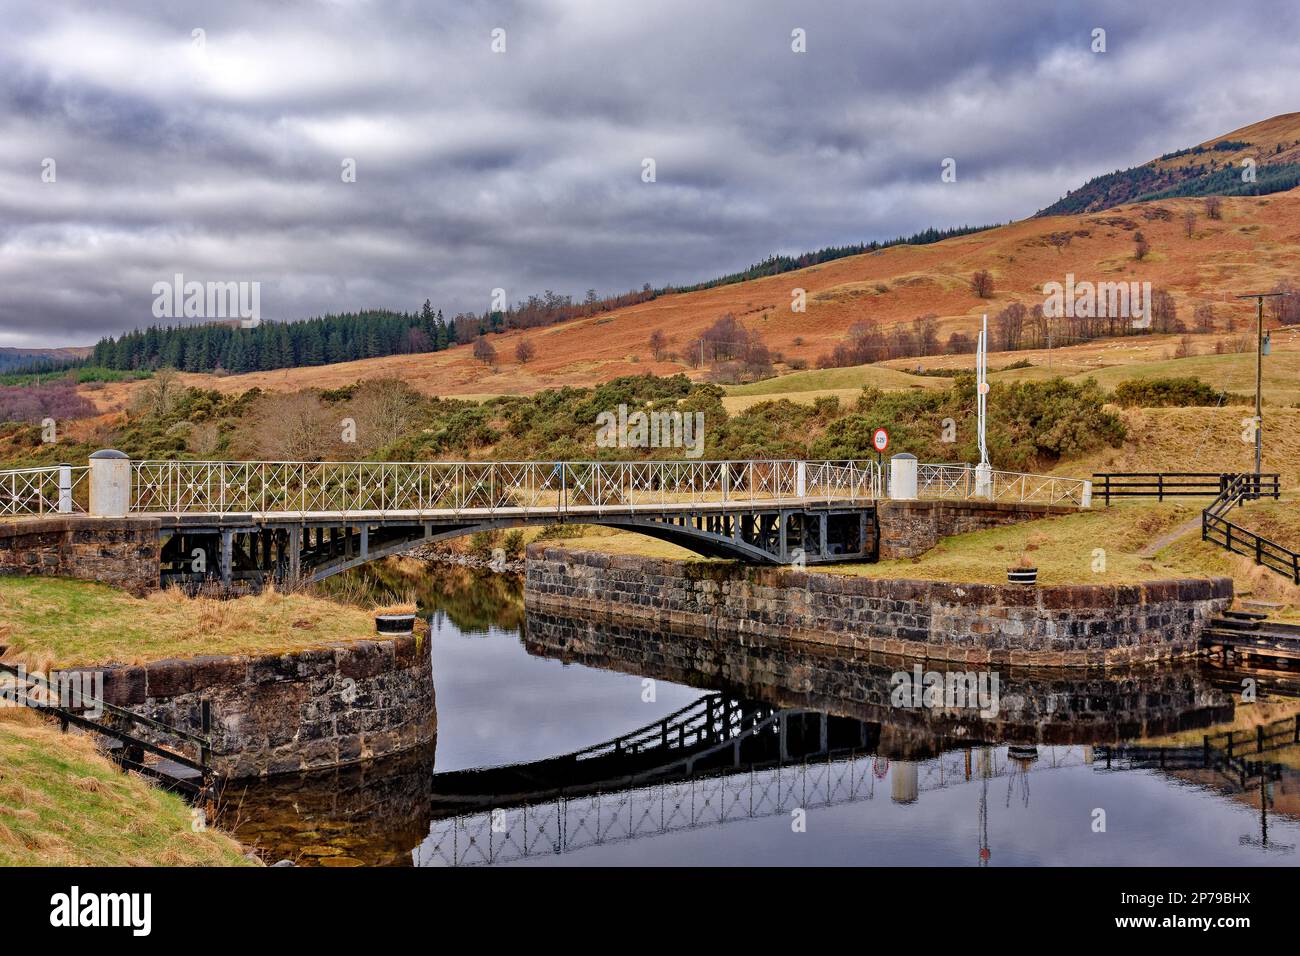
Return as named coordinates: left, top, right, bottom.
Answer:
left=415, top=744, right=1092, bottom=867
left=1093, top=715, right=1300, bottom=788
left=423, top=696, right=862, bottom=810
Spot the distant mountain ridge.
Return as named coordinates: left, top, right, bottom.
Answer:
left=0, top=346, right=92, bottom=373
left=1036, top=112, right=1300, bottom=217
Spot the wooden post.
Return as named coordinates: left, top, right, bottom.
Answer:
left=220, top=529, right=233, bottom=587
left=288, top=526, right=301, bottom=583
left=200, top=699, right=212, bottom=769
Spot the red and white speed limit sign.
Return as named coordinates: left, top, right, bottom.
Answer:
left=872, top=427, right=889, bottom=453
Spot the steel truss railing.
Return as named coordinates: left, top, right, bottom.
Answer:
left=0, top=465, right=89, bottom=517
left=1, top=457, right=1089, bottom=519
left=915, top=463, right=1091, bottom=507
left=126, top=459, right=881, bottom=517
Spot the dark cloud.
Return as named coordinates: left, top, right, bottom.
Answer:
left=1, top=0, right=1297, bottom=346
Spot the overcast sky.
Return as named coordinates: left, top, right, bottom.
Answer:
left=1, top=0, right=1297, bottom=348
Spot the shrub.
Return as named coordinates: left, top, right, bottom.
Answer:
left=503, top=529, right=526, bottom=559
left=1111, top=376, right=1242, bottom=408
left=467, top=530, right=498, bottom=560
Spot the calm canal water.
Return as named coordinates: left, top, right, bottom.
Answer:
left=224, top=565, right=1300, bottom=867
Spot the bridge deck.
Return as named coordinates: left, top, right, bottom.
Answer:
left=154, top=497, right=872, bottom=526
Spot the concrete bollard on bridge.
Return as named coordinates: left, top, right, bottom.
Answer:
left=889, top=453, right=917, bottom=500
left=88, top=449, right=132, bottom=518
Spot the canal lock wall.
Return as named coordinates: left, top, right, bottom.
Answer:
left=0, top=516, right=160, bottom=594
left=524, top=546, right=1233, bottom=667
left=78, top=635, right=436, bottom=779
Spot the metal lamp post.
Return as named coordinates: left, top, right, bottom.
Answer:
left=1234, top=291, right=1288, bottom=491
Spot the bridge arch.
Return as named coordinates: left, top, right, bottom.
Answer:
left=160, top=506, right=879, bottom=586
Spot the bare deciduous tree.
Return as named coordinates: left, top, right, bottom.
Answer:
left=648, top=329, right=667, bottom=360
left=346, top=378, right=424, bottom=453
left=238, top=391, right=340, bottom=461
left=514, top=338, right=535, bottom=364
left=131, top=366, right=183, bottom=420
left=971, top=270, right=994, bottom=299
left=473, top=336, right=497, bottom=367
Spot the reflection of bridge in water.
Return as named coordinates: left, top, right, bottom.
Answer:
left=224, top=607, right=1300, bottom=866
left=410, top=609, right=1300, bottom=866
left=416, top=690, right=1099, bottom=866
left=417, top=709, right=1300, bottom=867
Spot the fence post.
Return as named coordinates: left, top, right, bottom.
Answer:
left=1080, top=480, right=1092, bottom=509
left=200, top=699, right=212, bottom=769
left=57, top=465, right=73, bottom=514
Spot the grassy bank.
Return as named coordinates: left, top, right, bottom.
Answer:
left=0, top=711, right=251, bottom=866
left=0, top=577, right=378, bottom=668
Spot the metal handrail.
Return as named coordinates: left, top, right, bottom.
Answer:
left=125, top=459, right=881, bottom=517
left=0, top=465, right=89, bottom=517
left=916, top=462, right=1090, bottom=507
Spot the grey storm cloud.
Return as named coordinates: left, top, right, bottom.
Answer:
left=1, top=0, right=1297, bottom=347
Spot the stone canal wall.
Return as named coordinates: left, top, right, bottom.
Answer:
left=86, top=635, right=436, bottom=778
left=0, top=515, right=160, bottom=594
left=875, top=500, right=1074, bottom=560
left=524, top=610, right=1235, bottom=747
left=525, top=547, right=1233, bottom=667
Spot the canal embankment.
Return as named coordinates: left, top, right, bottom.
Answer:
left=525, top=546, right=1232, bottom=666
left=0, top=577, right=437, bottom=779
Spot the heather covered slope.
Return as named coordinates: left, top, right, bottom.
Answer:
left=1036, top=112, right=1300, bottom=216
left=67, top=185, right=1300, bottom=410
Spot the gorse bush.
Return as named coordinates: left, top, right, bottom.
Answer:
left=1111, top=376, right=1244, bottom=408
left=1, top=370, right=1124, bottom=475
left=810, top=375, right=1124, bottom=470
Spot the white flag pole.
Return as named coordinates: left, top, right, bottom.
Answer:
left=975, top=314, right=992, bottom=497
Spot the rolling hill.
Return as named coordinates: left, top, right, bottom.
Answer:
left=59, top=112, right=1300, bottom=414
left=1036, top=112, right=1300, bottom=216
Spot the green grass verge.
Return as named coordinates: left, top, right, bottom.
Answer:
left=0, top=713, right=251, bottom=866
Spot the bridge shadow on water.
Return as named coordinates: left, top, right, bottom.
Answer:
left=221, top=569, right=1300, bottom=867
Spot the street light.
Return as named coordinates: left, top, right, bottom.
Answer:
left=1234, top=291, right=1289, bottom=487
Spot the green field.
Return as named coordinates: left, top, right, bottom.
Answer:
left=725, top=363, right=946, bottom=398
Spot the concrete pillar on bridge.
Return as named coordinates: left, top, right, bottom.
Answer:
left=796, top=461, right=807, bottom=498
left=889, top=453, right=917, bottom=501
left=57, top=465, right=73, bottom=514
left=88, top=449, right=131, bottom=518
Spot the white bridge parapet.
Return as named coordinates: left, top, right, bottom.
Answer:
left=0, top=455, right=1091, bottom=520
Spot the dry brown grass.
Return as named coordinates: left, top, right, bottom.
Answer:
left=0, top=577, right=377, bottom=668
left=76, top=179, right=1300, bottom=407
